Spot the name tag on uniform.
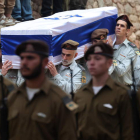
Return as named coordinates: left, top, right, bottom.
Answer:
left=120, top=54, right=125, bottom=57
left=66, top=73, right=71, bottom=78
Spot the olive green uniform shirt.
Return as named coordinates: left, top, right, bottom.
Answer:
left=74, top=77, right=134, bottom=140
left=0, top=77, right=16, bottom=139
left=8, top=78, right=77, bottom=140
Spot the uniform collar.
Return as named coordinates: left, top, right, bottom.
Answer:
left=113, top=37, right=128, bottom=48
left=17, top=77, right=51, bottom=96
left=84, top=76, right=114, bottom=92
left=60, top=60, right=77, bottom=71
left=122, top=39, right=129, bottom=47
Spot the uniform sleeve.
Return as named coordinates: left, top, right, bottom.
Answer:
left=119, top=91, right=134, bottom=140
left=112, top=49, right=137, bottom=76
left=16, top=70, right=25, bottom=87
left=55, top=101, right=77, bottom=140
left=53, top=70, right=82, bottom=94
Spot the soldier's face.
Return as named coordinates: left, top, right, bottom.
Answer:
left=92, top=40, right=107, bottom=45
left=61, top=49, right=78, bottom=66
left=86, top=54, right=112, bottom=77
left=20, top=53, right=45, bottom=79
left=115, top=20, right=129, bottom=37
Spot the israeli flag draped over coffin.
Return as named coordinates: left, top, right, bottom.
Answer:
left=1, top=7, right=118, bottom=69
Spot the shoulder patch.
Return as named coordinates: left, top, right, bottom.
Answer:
left=77, top=64, right=86, bottom=83
left=62, top=96, right=78, bottom=111
left=135, top=51, right=140, bottom=55
left=51, top=84, right=78, bottom=111
left=128, top=42, right=137, bottom=48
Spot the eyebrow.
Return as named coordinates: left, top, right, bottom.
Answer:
left=116, top=23, right=125, bottom=27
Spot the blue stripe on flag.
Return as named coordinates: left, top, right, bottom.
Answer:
left=1, top=14, right=117, bottom=56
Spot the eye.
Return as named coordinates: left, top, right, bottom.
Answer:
left=121, top=24, right=125, bottom=27
left=27, top=56, right=35, bottom=60
left=116, top=24, right=119, bottom=26
left=20, top=56, right=24, bottom=60
left=67, top=54, right=71, bottom=57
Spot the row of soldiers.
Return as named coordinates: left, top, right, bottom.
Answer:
left=0, top=14, right=140, bottom=140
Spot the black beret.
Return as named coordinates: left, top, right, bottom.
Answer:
left=84, top=42, right=113, bottom=60
left=15, top=40, right=49, bottom=57
left=116, top=15, right=133, bottom=29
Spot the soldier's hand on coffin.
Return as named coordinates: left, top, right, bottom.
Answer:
left=84, top=45, right=88, bottom=54
left=1, top=60, right=13, bottom=76
left=47, top=61, right=58, bottom=77
left=135, top=40, right=140, bottom=49
left=107, top=36, right=113, bottom=47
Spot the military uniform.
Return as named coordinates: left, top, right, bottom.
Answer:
left=74, top=77, right=134, bottom=140
left=8, top=78, right=77, bottom=140
left=109, top=39, right=137, bottom=85
left=0, top=76, right=15, bottom=137
left=0, top=76, right=15, bottom=103
left=48, top=60, right=84, bottom=94
left=128, top=42, right=140, bottom=89
left=47, top=39, right=85, bottom=95
left=0, top=69, right=24, bottom=87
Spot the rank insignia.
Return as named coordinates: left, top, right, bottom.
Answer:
left=100, top=35, right=105, bottom=40
left=82, top=76, right=86, bottom=83
left=62, top=96, right=78, bottom=111
left=113, top=60, right=117, bottom=66
left=136, top=51, right=140, bottom=55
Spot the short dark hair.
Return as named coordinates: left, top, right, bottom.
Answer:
left=84, top=42, right=113, bottom=60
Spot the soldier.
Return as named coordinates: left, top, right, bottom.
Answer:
left=47, top=40, right=85, bottom=96
left=134, top=40, right=140, bottom=89
left=109, top=15, right=137, bottom=86
left=7, top=40, right=78, bottom=140
left=91, top=28, right=109, bottom=45
left=81, top=28, right=110, bottom=84
left=0, top=75, right=15, bottom=139
left=74, top=42, right=134, bottom=140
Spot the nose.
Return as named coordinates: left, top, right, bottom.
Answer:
left=87, top=59, right=95, bottom=66
left=63, top=55, right=67, bottom=60
left=21, top=57, right=27, bottom=65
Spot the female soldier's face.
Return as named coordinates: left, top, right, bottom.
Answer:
left=86, top=54, right=112, bottom=77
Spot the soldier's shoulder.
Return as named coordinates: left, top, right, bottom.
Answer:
left=3, top=78, right=16, bottom=92
left=75, top=83, right=89, bottom=97
left=50, top=83, right=78, bottom=111
left=113, top=81, right=129, bottom=94
left=77, top=64, right=85, bottom=71
left=128, top=41, right=138, bottom=50
left=50, top=82, right=66, bottom=97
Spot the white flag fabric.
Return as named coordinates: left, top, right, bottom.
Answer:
left=1, top=7, right=118, bottom=69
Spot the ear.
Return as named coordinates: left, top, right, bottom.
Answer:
left=126, top=28, right=130, bottom=36
left=42, top=58, right=49, bottom=68
left=107, top=59, right=113, bottom=68
left=74, top=52, right=78, bottom=58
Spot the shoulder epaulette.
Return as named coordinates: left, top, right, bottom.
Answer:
left=128, top=42, right=137, bottom=48
left=51, top=84, right=78, bottom=111
left=77, top=64, right=86, bottom=83
left=62, top=96, right=78, bottom=111
left=77, top=64, right=85, bottom=71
